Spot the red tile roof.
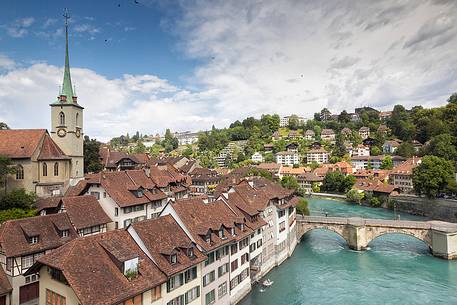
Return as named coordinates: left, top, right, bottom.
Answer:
left=29, top=230, right=166, bottom=305
left=61, top=195, right=112, bottom=230
left=0, top=213, right=78, bottom=257
left=37, top=133, right=70, bottom=160
left=0, top=129, right=46, bottom=158
left=131, top=215, right=207, bottom=276
left=0, top=267, right=12, bottom=295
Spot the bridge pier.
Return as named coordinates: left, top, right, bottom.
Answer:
left=430, top=230, right=457, bottom=260
left=345, top=219, right=368, bottom=251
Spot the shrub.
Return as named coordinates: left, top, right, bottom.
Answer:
left=296, top=198, right=310, bottom=216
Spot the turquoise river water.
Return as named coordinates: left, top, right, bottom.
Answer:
left=239, top=198, right=457, bottom=305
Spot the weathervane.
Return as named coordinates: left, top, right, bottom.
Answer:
left=63, top=8, right=70, bottom=26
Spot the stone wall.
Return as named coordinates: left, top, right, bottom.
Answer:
left=392, top=195, right=457, bottom=223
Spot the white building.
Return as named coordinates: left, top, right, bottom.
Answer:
left=280, top=115, right=306, bottom=127
left=306, top=148, right=329, bottom=164
left=175, top=131, right=200, bottom=146
left=352, top=145, right=370, bottom=157
left=275, top=152, right=300, bottom=166
left=251, top=152, right=264, bottom=163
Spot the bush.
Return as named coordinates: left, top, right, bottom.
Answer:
left=369, top=197, right=381, bottom=207
left=0, top=189, right=36, bottom=210
left=0, top=208, right=36, bottom=223
left=296, top=198, right=310, bottom=216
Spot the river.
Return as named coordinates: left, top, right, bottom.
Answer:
left=239, top=198, right=457, bottom=305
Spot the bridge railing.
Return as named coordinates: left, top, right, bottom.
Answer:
left=297, top=215, right=457, bottom=233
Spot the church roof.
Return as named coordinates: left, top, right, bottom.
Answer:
left=38, top=133, right=70, bottom=160
left=0, top=129, right=47, bottom=158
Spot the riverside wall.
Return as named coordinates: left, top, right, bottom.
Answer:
left=392, top=195, right=457, bottom=223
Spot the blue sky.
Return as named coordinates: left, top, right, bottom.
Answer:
left=0, top=0, right=197, bottom=83
left=0, top=0, right=456, bottom=141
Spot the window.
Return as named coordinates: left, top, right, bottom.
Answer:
left=185, top=286, right=200, bottom=304
left=231, top=259, right=238, bottom=272
left=218, top=229, right=225, bottom=239
left=241, top=253, right=249, bottom=265
left=167, top=295, right=184, bottom=305
left=205, top=290, right=215, bottom=305
left=278, top=210, right=286, bottom=218
left=170, top=254, right=177, bottom=265
left=231, top=244, right=238, bottom=255
left=22, top=255, right=34, bottom=269
left=250, top=243, right=256, bottom=253
left=42, top=162, right=48, bottom=176
left=115, top=208, right=119, bottom=216
left=59, top=112, right=65, bottom=126
left=29, top=236, right=39, bottom=244
left=218, top=282, right=228, bottom=298
left=203, top=271, right=215, bottom=287
left=103, top=192, right=107, bottom=198
left=184, top=267, right=197, bottom=283
left=204, top=251, right=215, bottom=266
left=216, top=246, right=229, bottom=260
left=151, top=285, right=161, bottom=301
left=16, top=165, right=24, bottom=180
left=167, top=273, right=184, bottom=292
left=257, top=239, right=262, bottom=248
left=90, top=191, right=100, bottom=200
left=6, top=258, right=13, bottom=272
left=61, top=230, right=69, bottom=237
left=239, top=238, right=249, bottom=250
left=75, top=113, right=79, bottom=126
left=46, top=289, right=66, bottom=305
left=188, top=248, right=194, bottom=258
left=279, top=221, right=286, bottom=233
left=218, top=263, right=229, bottom=277
left=53, top=162, right=59, bottom=176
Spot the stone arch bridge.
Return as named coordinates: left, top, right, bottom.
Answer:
left=296, top=215, right=457, bottom=260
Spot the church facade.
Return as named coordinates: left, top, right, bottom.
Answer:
left=0, top=16, right=83, bottom=197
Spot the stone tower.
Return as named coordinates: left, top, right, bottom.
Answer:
left=50, top=9, right=84, bottom=182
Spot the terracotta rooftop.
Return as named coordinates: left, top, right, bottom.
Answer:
left=0, top=213, right=78, bottom=257
left=130, top=215, right=207, bottom=277
left=391, top=157, right=421, bottom=175
left=0, top=267, right=12, bottom=295
left=28, top=230, right=167, bottom=305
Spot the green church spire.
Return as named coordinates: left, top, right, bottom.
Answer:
left=60, top=8, right=74, bottom=102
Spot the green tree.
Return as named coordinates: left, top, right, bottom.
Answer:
left=338, top=110, right=351, bottom=124
left=288, top=115, right=300, bottom=130
left=380, top=155, right=393, bottom=169
left=322, top=172, right=355, bottom=193
left=369, top=196, right=381, bottom=207
left=412, top=156, right=454, bottom=198
left=424, top=134, right=457, bottom=160
left=246, top=168, right=273, bottom=180
left=371, top=146, right=382, bottom=156
left=296, top=198, right=310, bottom=216
left=162, top=129, right=179, bottom=152
left=0, top=208, right=36, bottom=223
left=346, top=189, right=363, bottom=203
left=396, top=142, right=416, bottom=158
left=0, top=189, right=36, bottom=210
left=182, top=145, right=193, bottom=158
left=83, top=136, right=103, bottom=173
left=448, top=93, right=457, bottom=104
left=281, top=176, right=299, bottom=190
left=133, top=142, right=146, bottom=154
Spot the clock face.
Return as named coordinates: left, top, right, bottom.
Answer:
left=75, top=129, right=81, bottom=138
left=57, top=128, right=66, bottom=137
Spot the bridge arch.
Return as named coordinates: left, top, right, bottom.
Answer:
left=299, top=225, right=350, bottom=246
left=365, top=229, right=432, bottom=250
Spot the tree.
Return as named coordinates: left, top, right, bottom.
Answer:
left=320, top=108, right=331, bottom=121
left=412, top=156, right=454, bottom=198
left=424, top=134, right=457, bottom=160
left=162, top=129, right=179, bottom=152
left=296, top=198, right=310, bottom=216
left=380, top=155, right=393, bottom=169
left=322, top=172, right=355, bottom=193
left=370, top=146, right=382, bottom=156
left=182, top=145, right=193, bottom=158
left=396, top=142, right=416, bottom=158
left=0, top=189, right=36, bottom=210
left=133, top=142, right=146, bottom=154
left=346, top=189, right=363, bottom=203
left=288, top=115, right=300, bottom=130
left=448, top=93, right=457, bottom=104
left=83, top=136, right=103, bottom=173
left=338, top=110, right=351, bottom=124
left=281, top=176, right=299, bottom=190
left=246, top=168, right=273, bottom=181
left=0, top=208, right=36, bottom=222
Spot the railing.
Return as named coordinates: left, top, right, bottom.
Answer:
left=297, top=215, right=457, bottom=233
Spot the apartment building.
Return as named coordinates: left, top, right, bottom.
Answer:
left=275, top=152, right=299, bottom=166
left=67, top=170, right=169, bottom=229
left=0, top=214, right=79, bottom=305
left=304, top=130, right=315, bottom=140
left=306, top=148, right=329, bottom=164
left=189, top=168, right=223, bottom=196
left=320, top=129, right=335, bottom=142
left=390, top=158, right=421, bottom=193
left=358, top=127, right=370, bottom=139
left=352, top=144, right=370, bottom=157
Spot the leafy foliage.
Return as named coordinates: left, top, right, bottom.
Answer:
left=322, top=172, right=356, bottom=193
left=281, top=176, right=299, bottom=190
left=380, top=155, right=393, bottom=169
left=296, top=198, right=310, bottom=216
left=83, top=136, right=103, bottom=173
left=346, top=189, right=363, bottom=203
left=0, top=188, right=36, bottom=210
left=0, top=208, right=36, bottom=223
left=0, top=156, right=15, bottom=190
left=412, top=156, right=454, bottom=198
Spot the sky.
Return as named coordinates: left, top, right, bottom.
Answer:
left=0, top=0, right=456, bottom=141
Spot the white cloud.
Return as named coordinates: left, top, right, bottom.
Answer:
left=0, top=54, right=15, bottom=70
left=74, top=24, right=100, bottom=35
left=6, top=17, right=35, bottom=37
left=0, top=63, right=220, bottom=142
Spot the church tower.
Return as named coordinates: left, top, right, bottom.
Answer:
left=50, top=9, right=84, bottom=182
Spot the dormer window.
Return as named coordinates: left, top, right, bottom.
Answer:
left=188, top=248, right=194, bottom=258
left=231, top=228, right=235, bottom=236
left=123, top=257, right=139, bottom=280
left=61, top=230, right=69, bottom=238
left=240, top=223, right=244, bottom=231
left=205, top=233, right=211, bottom=244
left=29, top=236, right=39, bottom=244
left=219, top=229, right=225, bottom=239
left=170, top=254, right=177, bottom=265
